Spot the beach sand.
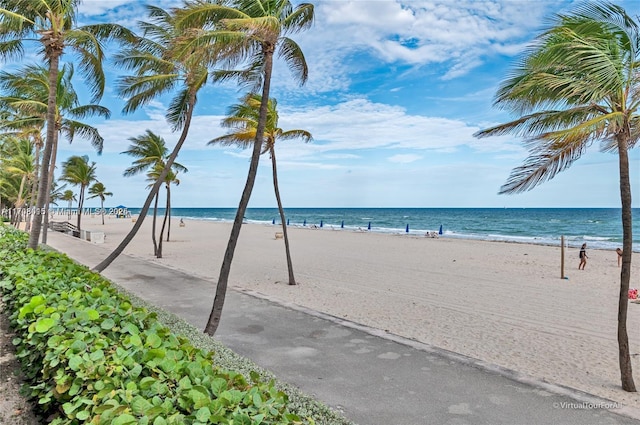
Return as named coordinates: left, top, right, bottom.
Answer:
left=53, top=214, right=640, bottom=409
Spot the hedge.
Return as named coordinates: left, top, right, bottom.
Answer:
left=0, top=225, right=338, bottom=425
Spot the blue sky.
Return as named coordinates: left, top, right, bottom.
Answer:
left=14, top=0, right=640, bottom=208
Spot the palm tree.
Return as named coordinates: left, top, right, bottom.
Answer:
left=59, top=155, right=96, bottom=232
left=88, top=182, right=113, bottom=225
left=0, top=0, right=133, bottom=249
left=0, top=136, right=34, bottom=226
left=48, top=181, right=66, bottom=207
left=60, top=189, right=76, bottom=220
left=0, top=64, right=110, bottom=242
left=175, top=0, right=314, bottom=335
left=146, top=164, right=183, bottom=258
left=93, top=4, right=209, bottom=272
left=474, top=2, right=639, bottom=391
left=121, top=130, right=187, bottom=256
left=210, top=93, right=312, bottom=285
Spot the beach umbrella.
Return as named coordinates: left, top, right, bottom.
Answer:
left=287, top=218, right=289, bottom=226
left=439, top=224, right=443, bottom=235
left=406, top=224, right=409, bottom=233
left=272, top=218, right=275, bottom=225
left=303, top=219, right=306, bottom=226
left=320, top=220, right=323, bottom=228
left=368, top=222, right=371, bottom=230
left=341, top=220, right=344, bottom=228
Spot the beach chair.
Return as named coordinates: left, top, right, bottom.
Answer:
left=275, top=232, right=284, bottom=240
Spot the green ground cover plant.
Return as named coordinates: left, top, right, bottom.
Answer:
left=0, top=224, right=350, bottom=425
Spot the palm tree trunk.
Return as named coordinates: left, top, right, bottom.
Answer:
left=41, top=133, right=59, bottom=243
left=92, top=91, right=197, bottom=272
left=204, top=47, right=275, bottom=336
left=25, top=142, right=41, bottom=233
left=76, top=185, right=85, bottom=232
left=152, top=192, right=159, bottom=257
left=270, top=147, right=296, bottom=285
left=167, top=185, right=171, bottom=242
left=157, top=184, right=170, bottom=258
left=100, top=198, right=105, bottom=225
left=29, top=53, right=61, bottom=249
left=617, top=135, right=636, bottom=392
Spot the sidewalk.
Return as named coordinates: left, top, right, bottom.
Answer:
left=45, top=231, right=640, bottom=425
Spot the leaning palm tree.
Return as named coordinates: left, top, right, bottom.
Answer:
left=59, top=155, right=96, bottom=232
left=474, top=2, right=639, bottom=391
left=0, top=0, right=133, bottom=249
left=93, top=4, right=209, bottom=272
left=210, top=93, right=312, bottom=286
left=121, top=130, right=187, bottom=256
left=88, top=182, right=113, bottom=225
left=175, top=0, right=314, bottom=335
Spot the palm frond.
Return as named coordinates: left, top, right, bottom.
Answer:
left=277, top=37, right=307, bottom=84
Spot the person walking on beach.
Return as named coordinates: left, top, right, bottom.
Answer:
left=617, top=248, right=623, bottom=267
left=579, top=243, right=588, bottom=270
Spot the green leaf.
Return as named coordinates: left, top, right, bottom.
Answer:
left=34, top=317, right=56, bottom=333
left=76, top=410, right=90, bottom=420
left=68, top=356, right=83, bottom=371
left=113, top=414, right=138, bottom=425
left=131, top=396, right=154, bottom=415
left=123, top=323, right=139, bottom=334
left=101, top=318, right=116, bottom=329
left=129, top=334, right=142, bottom=347
left=87, top=309, right=100, bottom=320
left=89, top=349, right=105, bottom=361
left=139, top=377, right=156, bottom=390
left=129, top=364, right=143, bottom=378
left=195, top=407, right=210, bottom=422
left=231, top=413, right=252, bottom=425
left=146, top=333, right=162, bottom=348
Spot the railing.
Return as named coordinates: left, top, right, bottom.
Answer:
left=49, top=221, right=80, bottom=237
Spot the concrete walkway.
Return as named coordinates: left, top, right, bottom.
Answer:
left=45, top=231, right=640, bottom=425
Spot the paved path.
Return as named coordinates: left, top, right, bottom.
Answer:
left=45, top=231, right=640, bottom=425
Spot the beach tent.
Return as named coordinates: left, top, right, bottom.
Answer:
left=115, top=205, right=128, bottom=218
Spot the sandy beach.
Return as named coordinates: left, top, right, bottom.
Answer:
left=50, top=213, right=640, bottom=410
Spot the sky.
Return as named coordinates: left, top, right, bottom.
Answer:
left=7, top=0, right=640, bottom=208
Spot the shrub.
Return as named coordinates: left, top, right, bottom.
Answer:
left=0, top=224, right=313, bottom=425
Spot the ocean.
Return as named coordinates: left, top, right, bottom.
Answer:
left=125, top=207, right=640, bottom=252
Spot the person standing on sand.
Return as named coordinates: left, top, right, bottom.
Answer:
left=579, top=243, right=588, bottom=270
left=617, top=248, right=623, bottom=267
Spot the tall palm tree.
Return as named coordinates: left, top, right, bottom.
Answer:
left=210, top=93, right=312, bottom=285
left=88, top=182, right=113, bottom=225
left=59, top=155, right=96, bottom=232
left=60, top=189, right=76, bottom=220
left=121, top=130, right=187, bottom=256
left=93, top=4, right=209, bottom=272
left=0, top=0, right=133, bottom=249
left=176, top=0, right=314, bottom=335
left=474, top=2, right=639, bottom=391
left=0, top=64, right=110, bottom=242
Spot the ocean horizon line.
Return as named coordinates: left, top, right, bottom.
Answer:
left=117, top=206, right=638, bottom=210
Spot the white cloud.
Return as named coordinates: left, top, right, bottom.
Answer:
left=294, top=0, right=554, bottom=91
left=388, top=154, right=423, bottom=163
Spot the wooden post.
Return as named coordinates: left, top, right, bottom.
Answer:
left=560, top=235, right=565, bottom=279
